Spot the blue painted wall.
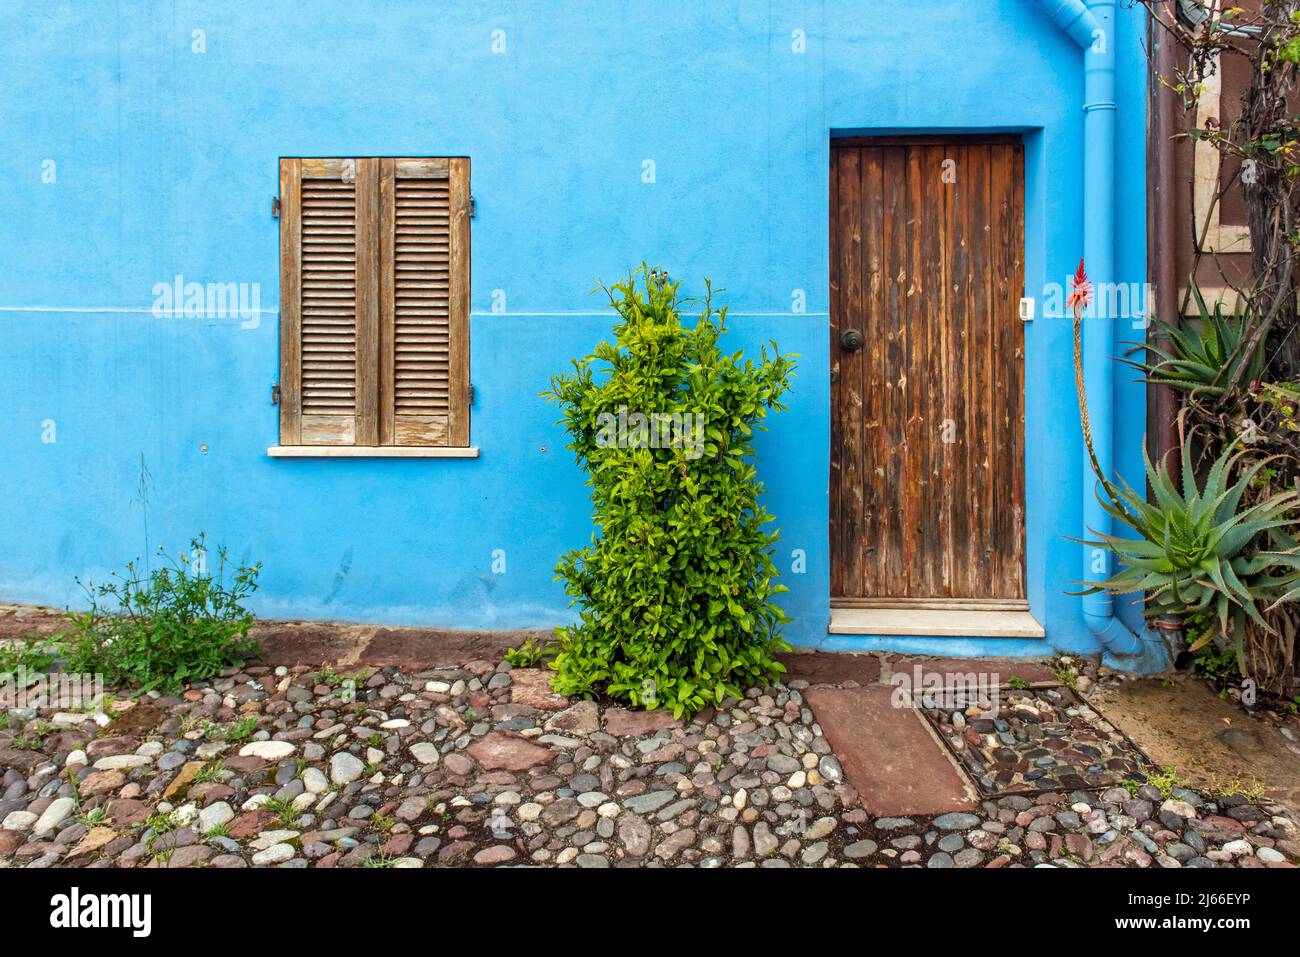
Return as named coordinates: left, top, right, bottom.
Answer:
left=0, top=1, right=1151, bottom=658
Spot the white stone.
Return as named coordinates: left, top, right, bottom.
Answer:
left=31, top=797, right=76, bottom=837
left=1160, top=798, right=1198, bottom=820
left=252, top=843, right=295, bottom=866
left=517, top=802, right=543, bottom=822
left=239, top=740, right=296, bottom=760
left=424, top=681, right=451, bottom=693
left=2, top=810, right=38, bottom=832
left=1256, top=846, right=1286, bottom=863
left=1221, top=839, right=1254, bottom=858
left=65, top=749, right=88, bottom=768
left=330, top=751, right=366, bottom=785
left=302, top=767, right=329, bottom=794
left=250, top=829, right=299, bottom=851
left=93, top=754, right=152, bottom=771
left=380, top=719, right=409, bottom=729
left=242, top=793, right=271, bottom=811
left=198, top=801, right=235, bottom=834
left=409, top=742, right=439, bottom=766
left=171, top=803, right=199, bottom=826
left=135, top=741, right=164, bottom=757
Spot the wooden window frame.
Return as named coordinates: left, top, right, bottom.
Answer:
left=271, top=156, right=476, bottom=458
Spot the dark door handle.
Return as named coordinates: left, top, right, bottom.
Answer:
left=840, top=328, right=864, bottom=352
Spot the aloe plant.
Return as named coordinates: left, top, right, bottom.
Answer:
left=1122, top=282, right=1265, bottom=399
left=1078, top=441, right=1300, bottom=651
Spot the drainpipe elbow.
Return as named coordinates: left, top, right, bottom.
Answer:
left=1083, top=608, right=1143, bottom=656
left=1034, top=0, right=1102, bottom=50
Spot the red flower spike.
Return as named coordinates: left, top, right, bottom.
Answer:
left=1066, top=258, right=1093, bottom=312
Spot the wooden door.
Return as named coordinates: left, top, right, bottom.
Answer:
left=829, top=138, right=1026, bottom=607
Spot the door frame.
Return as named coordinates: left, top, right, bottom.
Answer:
left=827, top=132, right=1029, bottom=613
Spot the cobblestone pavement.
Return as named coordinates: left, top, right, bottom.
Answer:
left=1, top=659, right=1297, bottom=868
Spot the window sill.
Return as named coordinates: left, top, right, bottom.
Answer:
left=267, top=445, right=479, bottom=459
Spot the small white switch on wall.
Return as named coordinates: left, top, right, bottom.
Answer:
left=1019, top=297, right=1035, bottom=322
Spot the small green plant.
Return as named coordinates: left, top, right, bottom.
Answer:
left=1147, top=766, right=1188, bottom=800
left=192, top=761, right=225, bottom=785
left=543, top=266, right=796, bottom=718
left=1006, top=676, right=1030, bottom=690
left=77, top=805, right=110, bottom=828
left=372, top=812, right=395, bottom=836
left=1052, top=661, right=1079, bottom=690
left=1121, top=778, right=1142, bottom=798
left=143, top=812, right=175, bottom=850
left=263, top=797, right=300, bottom=829
left=0, top=637, right=61, bottom=678
left=203, top=717, right=259, bottom=742
left=1208, top=774, right=1266, bottom=803
left=504, top=638, right=556, bottom=668
left=12, top=719, right=53, bottom=751
left=58, top=535, right=261, bottom=694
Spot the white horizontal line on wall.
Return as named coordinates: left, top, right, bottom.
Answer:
left=0, top=306, right=278, bottom=315
left=469, top=310, right=829, bottom=317
left=0, top=307, right=829, bottom=318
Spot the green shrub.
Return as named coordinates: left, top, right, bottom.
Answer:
left=543, top=266, right=795, bottom=718
left=61, top=535, right=261, bottom=694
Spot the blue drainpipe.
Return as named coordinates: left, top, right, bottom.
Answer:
left=1034, top=0, right=1163, bottom=668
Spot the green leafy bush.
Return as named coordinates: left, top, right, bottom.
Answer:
left=543, top=266, right=795, bottom=717
left=61, top=535, right=262, bottom=693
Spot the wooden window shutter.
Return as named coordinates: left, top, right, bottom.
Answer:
left=279, top=158, right=380, bottom=446
left=378, top=158, right=471, bottom=447
left=279, top=157, right=469, bottom=449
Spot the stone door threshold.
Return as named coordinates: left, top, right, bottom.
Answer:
left=828, top=607, right=1046, bottom=639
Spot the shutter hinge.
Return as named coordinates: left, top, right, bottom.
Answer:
left=468, top=383, right=475, bottom=406
left=271, top=383, right=281, bottom=405
left=272, top=196, right=281, bottom=219
left=468, top=194, right=476, bottom=219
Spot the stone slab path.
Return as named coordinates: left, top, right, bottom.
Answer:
left=0, top=615, right=1297, bottom=868
left=806, top=686, right=976, bottom=816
